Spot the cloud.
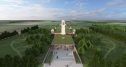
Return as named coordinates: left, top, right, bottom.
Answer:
left=107, top=0, right=126, bottom=7
left=0, top=0, right=126, bottom=20
left=0, top=0, right=75, bottom=20
left=0, top=0, right=88, bottom=20
left=0, top=3, right=66, bottom=20
left=0, top=0, right=24, bottom=5
left=0, top=0, right=105, bottom=20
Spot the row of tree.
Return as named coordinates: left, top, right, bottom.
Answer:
left=21, top=25, right=39, bottom=33
left=73, top=28, right=126, bottom=67
left=0, top=25, right=39, bottom=40
left=0, top=28, right=54, bottom=67
left=0, top=31, right=18, bottom=40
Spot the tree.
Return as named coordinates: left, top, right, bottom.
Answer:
left=88, top=49, right=104, bottom=67
left=120, top=54, right=126, bottom=67
left=4, top=55, right=13, bottom=67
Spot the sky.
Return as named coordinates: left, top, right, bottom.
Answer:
left=0, top=0, right=126, bottom=20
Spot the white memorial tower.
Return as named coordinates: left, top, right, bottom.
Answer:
left=61, top=20, right=66, bottom=35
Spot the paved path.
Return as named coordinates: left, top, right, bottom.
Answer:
left=44, top=46, right=83, bottom=67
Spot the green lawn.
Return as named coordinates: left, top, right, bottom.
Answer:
left=53, top=35, right=74, bottom=44
left=0, top=34, right=30, bottom=57
left=0, top=36, right=18, bottom=57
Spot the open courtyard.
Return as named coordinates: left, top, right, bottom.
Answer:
left=44, top=45, right=83, bottom=67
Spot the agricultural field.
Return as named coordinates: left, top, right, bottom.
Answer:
left=0, top=20, right=59, bottom=33
left=0, top=25, right=33, bottom=33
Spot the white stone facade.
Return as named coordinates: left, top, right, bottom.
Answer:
left=61, top=20, right=66, bottom=35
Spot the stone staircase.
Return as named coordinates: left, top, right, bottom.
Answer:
left=44, top=47, right=83, bottom=67
left=44, top=61, right=83, bottom=67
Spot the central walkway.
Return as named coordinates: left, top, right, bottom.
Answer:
left=44, top=20, right=83, bottom=67
left=44, top=45, right=83, bottom=67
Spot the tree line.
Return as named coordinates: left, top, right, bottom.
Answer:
left=21, top=25, right=39, bottom=33
left=0, top=25, right=39, bottom=40
left=0, top=31, right=18, bottom=40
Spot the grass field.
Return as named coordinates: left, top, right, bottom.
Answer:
left=0, top=36, right=18, bottom=57
left=0, top=25, right=33, bottom=33
left=53, top=35, right=74, bottom=44
left=0, top=34, right=31, bottom=57
left=0, top=21, right=60, bottom=33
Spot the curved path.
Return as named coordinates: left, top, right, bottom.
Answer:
left=103, top=40, right=116, bottom=59
left=10, top=41, right=22, bottom=57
